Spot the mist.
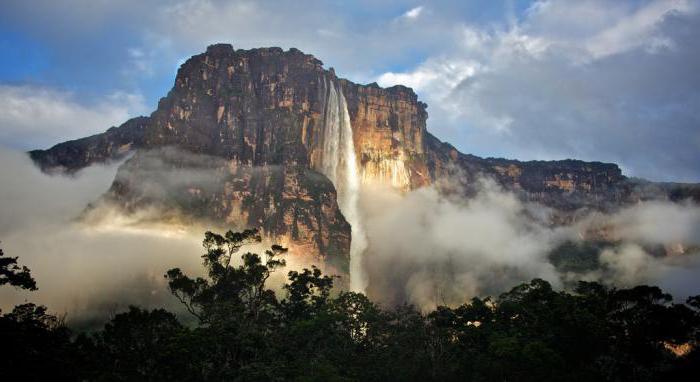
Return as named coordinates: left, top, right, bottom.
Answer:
left=2, top=145, right=700, bottom=323
left=0, top=148, right=204, bottom=326
left=359, top=177, right=700, bottom=309
left=0, top=147, right=332, bottom=326
left=360, top=178, right=563, bottom=309
left=570, top=200, right=700, bottom=297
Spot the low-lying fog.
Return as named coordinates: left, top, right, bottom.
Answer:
left=1, top=147, right=699, bottom=326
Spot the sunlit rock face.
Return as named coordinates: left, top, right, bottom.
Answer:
left=28, top=44, right=431, bottom=271
left=30, top=43, right=700, bottom=272
left=342, top=82, right=430, bottom=191
left=100, top=147, right=350, bottom=274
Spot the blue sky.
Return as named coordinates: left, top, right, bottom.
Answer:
left=1, top=0, right=699, bottom=181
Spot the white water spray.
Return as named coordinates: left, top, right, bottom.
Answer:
left=320, top=78, right=368, bottom=292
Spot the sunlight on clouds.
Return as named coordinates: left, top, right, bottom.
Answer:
left=377, top=58, right=478, bottom=93
left=0, top=148, right=203, bottom=322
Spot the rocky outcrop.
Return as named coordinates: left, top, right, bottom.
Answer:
left=30, top=43, right=700, bottom=269
left=29, top=116, right=149, bottom=173
left=423, top=133, right=700, bottom=212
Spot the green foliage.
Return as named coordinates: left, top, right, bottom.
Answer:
left=2, top=233, right=700, bottom=381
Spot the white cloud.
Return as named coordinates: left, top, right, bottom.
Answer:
left=3, top=0, right=700, bottom=181
left=582, top=0, right=695, bottom=58
left=0, top=85, right=147, bottom=150
left=521, top=0, right=696, bottom=58
left=599, top=244, right=656, bottom=286
left=143, top=0, right=461, bottom=81
left=375, top=0, right=700, bottom=181
left=582, top=201, right=700, bottom=246
left=362, top=179, right=563, bottom=308
left=378, top=58, right=477, bottom=92
left=0, top=148, right=203, bottom=322
left=126, top=47, right=155, bottom=76
left=361, top=175, right=700, bottom=307
left=402, top=6, right=424, bottom=20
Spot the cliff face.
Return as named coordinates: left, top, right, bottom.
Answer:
left=30, top=116, right=149, bottom=173
left=30, top=43, right=699, bottom=268
left=342, top=82, right=430, bottom=190
left=103, top=147, right=350, bottom=272
left=424, top=135, right=629, bottom=211
left=29, top=45, right=430, bottom=187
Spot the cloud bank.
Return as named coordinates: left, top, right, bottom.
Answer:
left=359, top=177, right=700, bottom=309
left=2, top=0, right=700, bottom=319
left=0, top=148, right=203, bottom=326
left=0, top=147, right=335, bottom=324
left=0, top=145, right=699, bottom=318
left=361, top=179, right=561, bottom=309
left=0, top=85, right=146, bottom=150
left=377, top=0, right=700, bottom=181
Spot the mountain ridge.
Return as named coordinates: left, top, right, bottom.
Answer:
left=29, top=43, right=700, bottom=271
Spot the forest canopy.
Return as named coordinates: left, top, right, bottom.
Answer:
left=1, top=230, right=699, bottom=381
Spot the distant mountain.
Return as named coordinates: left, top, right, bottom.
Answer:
left=30, top=43, right=700, bottom=273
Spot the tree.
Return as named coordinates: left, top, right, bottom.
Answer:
left=0, top=245, right=36, bottom=291
left=281, top=266, right=335, bottom=320
left=164, top=228, right=289, bottom=379
left=165, top=228, right=287, bottom=325
left=87, top=306, right=193, bottom=380
left=3, top=233, right=700, bottom=381
left=0, top=246, right=77, bottom=380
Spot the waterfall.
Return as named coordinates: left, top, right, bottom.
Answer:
left=320, top=78, right=368, bottom=292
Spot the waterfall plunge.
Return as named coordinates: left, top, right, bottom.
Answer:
left=320, top=78, right=368, bottom=292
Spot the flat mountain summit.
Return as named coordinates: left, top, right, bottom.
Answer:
left=30, top=43, right=700, bottom=273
